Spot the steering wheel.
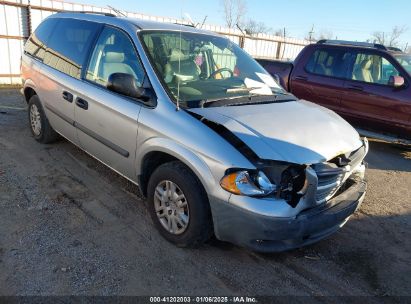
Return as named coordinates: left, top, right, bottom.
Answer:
left=208, top=67, right=234, bottom=79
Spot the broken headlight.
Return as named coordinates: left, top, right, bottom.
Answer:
left=220, top=164, right=307, bottom=206
left=220, top=170, right=276, bottom=197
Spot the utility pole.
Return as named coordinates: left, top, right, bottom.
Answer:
left=281, top=27, right=286, bottom=59
left=27, top=0, right=32, bottom=36
left=308, top=24, right=314, bottom=43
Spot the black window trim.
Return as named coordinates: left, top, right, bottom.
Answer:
left=82, top=24, right=157, bottom=108
left=303, top=45, right=355, bottom=81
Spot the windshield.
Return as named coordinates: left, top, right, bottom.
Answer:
left=140, top=30, right=286, bottom=108
left=394, top=54, right=411, bottom=75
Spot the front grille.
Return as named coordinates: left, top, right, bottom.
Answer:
left=312, top=144, right=367, bottom=204
left=315, top=169, right=345, bottom=203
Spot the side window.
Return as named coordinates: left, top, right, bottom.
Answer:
left=43, top=18, right=100, bottom=79
left=24, top=18, right=58, bottom=61
left=351, top=53, right=401, bottom=85
left=86, top=27, right=145, bottom=87
left=305, top=48, right=352, bottom=78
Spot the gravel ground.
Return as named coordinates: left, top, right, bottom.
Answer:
left=0, top=89, right=410, bottom=297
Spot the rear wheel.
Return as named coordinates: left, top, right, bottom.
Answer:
left=28, top=95, right=59, bottom=144
left=147, top=161, right=213, bottom=247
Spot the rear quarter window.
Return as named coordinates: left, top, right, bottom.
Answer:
left=43, top=18, right=101, bottom=79
left=24, top=18, right=58, bottom=61
left=305, top=48, right=353, bottom=79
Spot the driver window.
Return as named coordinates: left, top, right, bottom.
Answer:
left=351, top=53, right=400, bottom=85
left=86, top=27, right=145, bottom=87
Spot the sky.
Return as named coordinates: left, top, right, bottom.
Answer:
left=70, top=0, right=411, bottom=48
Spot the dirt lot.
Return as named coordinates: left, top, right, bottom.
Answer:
left=0, top=88, right=410, bottom=297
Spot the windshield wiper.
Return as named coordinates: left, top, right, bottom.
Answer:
left=199, top=97, right=232, bottom=108
left=227, top=86, right=292, bottom=96
left=199, top=94, right=277, bottom=108
left=197, top=87, right=293, bottom=108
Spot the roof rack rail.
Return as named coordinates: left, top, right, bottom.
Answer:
left=317, top=39, right=387, bottom=51
left=386, top=46, right=403, bottom=52
left=60, top=11, right=117, bottom=17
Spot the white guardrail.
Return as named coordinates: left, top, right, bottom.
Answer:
left=0, top=0, right=309, bottom=85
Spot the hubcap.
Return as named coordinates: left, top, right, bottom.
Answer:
left=154, top=180, right=189, bottom=235
left=30, top=104, right=42, bottom=136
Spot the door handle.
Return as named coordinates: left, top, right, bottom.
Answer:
left=347, top=85, right=364, bottom=92
left=295, top=75, right=308, bottom=81
left=62, top=91, right=73, bottom=103
left=75, top=98, right=88, bottom=110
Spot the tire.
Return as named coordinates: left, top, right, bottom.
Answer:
left=147, top=161, right=213, bottom=248
left=28, top=95, right=59, bottom=144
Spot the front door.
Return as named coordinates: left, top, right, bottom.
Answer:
left=73, top=26, right=147, bottom=181
left=340, top=51, right=410, bottom=138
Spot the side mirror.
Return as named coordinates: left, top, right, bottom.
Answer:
left=388, top=75, right=405, bottom=88
left=107, top=73, right=151, bottom=101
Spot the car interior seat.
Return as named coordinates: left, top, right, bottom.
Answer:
left=163, top=49, right=199, bottom=83
left=316, top=58, right=333, bottom=76
left=101, top=45, right=137, bottom=83
left=354, top=59, right=374, bottom=83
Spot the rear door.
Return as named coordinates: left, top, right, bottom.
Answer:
left=39, top=18, right=102, bottom=144
left=340, top=51, right=410, bottom=138
left=73, top=26, right=146, bottom=181
left=22, top=18, right=58, bottom=97
left=290, top=46, right=353, bottom=112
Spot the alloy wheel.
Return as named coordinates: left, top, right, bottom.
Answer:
left=154, top=180, right=189, bottom=235
left=30, top=104, right=42, bottom=136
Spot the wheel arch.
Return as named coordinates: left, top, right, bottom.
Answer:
left=137, top=138, right=216, bottom=198
left=23, top=86, right=37, bottom=103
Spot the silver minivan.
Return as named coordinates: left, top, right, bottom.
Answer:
left=21, top=12, right=368, bottom=252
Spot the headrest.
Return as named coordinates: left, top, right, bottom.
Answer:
left=361, top=59, right=372, bottom=70
left=104, top=46, right=125, bottom=63
left=168, top=49, right=190, bottom=62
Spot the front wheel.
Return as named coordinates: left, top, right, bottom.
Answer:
left=147, top=161, right=213, bottom=247
left=28, top=95, right=59, bottom=144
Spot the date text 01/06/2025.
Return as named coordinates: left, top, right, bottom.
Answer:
left=149, top=296, right=258, bottom=303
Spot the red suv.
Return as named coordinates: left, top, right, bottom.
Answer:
left=257, top=40, right=411, bottom=142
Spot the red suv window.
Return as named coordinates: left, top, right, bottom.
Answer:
left=305, top=48, right=352, bottom=78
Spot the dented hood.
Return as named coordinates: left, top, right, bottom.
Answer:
left=189, top=100, right=363, bottom=164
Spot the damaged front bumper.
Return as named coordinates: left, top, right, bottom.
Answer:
left=210, top=179, right=366, bottom=253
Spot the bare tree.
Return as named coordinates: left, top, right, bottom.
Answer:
left=317, top=29, right=333, bottom=41
left=220, top=0, right=247, bottom=29
left=371, top=25, right=408, bottom=47
left=273, top=28, right=284, bottom=37
left=389, top=26, right=408, bottom=47
left=243, top=19, right=272, bottom=36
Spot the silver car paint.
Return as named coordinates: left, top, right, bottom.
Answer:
left=21, top=13, right=367, bottom=245
left=189, top=100, right=363, bottom=165
left=40, top=64, right=80, bottom=145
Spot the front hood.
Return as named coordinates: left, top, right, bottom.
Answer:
left=189, top=100, right=363, bottom=164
